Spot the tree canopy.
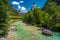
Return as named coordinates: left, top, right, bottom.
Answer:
left=23, top=0, right=60, bottom=32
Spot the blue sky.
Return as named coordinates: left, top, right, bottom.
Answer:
left=9, top=0, right=47, bottom=12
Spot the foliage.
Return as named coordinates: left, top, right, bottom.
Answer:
left=0, top=0, right=9, bottom=36
left=43, top=0, right=60, bottom=31
left=0, top=0, right=20, bottom=36
left=23, top=8, right=49, bottom=27
left=23, top=0, right=60, bottom=32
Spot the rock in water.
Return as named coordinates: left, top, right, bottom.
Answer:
left=42, top=29, right=53, bottom=36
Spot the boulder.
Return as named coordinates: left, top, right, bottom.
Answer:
left=42, top=29, right=53, bottom=36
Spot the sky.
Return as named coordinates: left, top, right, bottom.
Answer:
left=9, top=0, right=47, bottom=13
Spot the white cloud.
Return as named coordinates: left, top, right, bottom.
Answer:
left=12, top=1, right=27, bottom=13
left=18, top=5, right=21, bottom=9
left=12, top=1, right=19, bottom=5
left=21, top=6, right=26, bottom=10
left=19, top=1, right=24, bottom=3
left=21, top=6, right=27, bottom=13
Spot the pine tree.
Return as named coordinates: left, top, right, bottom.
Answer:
left=0, top=0, right=9, bottom=36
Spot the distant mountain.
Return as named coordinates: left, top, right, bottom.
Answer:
left=11, top=7, right=26, bottom=16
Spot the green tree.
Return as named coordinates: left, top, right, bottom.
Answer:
left=0, top=0, right=10, bottom=36
left=43, top=0, right=60, bottom=31
left=23, top=7, right=49, bottom=27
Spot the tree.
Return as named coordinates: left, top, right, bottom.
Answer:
left=0, top=0, right=10, bottom=36
left=23, top=0, right=60, bottom=32
left=23, top=7, right=49, bottom=27
left=43, top=0, right=60, bottom=31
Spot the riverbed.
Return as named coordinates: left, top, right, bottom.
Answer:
left=8, top=21, right=60, bottom=40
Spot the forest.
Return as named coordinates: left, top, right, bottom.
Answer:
left=23, top=0, right=60, bottom=32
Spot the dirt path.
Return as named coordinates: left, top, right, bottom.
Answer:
left=6, top=23, right=17, bottom=40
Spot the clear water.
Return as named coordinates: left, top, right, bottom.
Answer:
left=12, top=21, right=60, bottom=40
left=37, top=33, right=60, bottom=40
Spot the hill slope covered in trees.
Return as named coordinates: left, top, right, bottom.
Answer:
left=0, top=0, right=20, bottom=36
left=23, top=0, right=60, bottom=32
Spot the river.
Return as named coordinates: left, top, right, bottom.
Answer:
left=11, top=21, right=60, bottom=40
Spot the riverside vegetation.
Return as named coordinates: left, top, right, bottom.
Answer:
left=23, top=0, right=60, bottom=32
